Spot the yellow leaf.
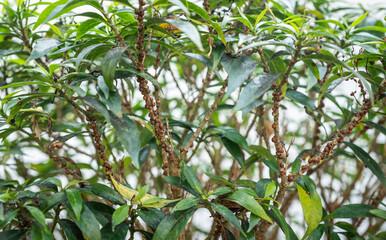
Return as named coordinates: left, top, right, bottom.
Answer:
left=127, top=115, right=155, bottom=135
left=159, top=23, right=181, bottom=36
left=47, top=23, right=63, bottom=39
left=280, top=83, right=287, bottom=98
left=297, top=184, right=323, bottom=239
left=142, top=197, right=180, bottom=208
left=110, top=175, right=137, bottom=201
left=82, top=233, right=90, bottom=240
left=110, top=175, right=180, bottom=208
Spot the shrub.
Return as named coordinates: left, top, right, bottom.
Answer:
left=0, top=0, right=385, bottom=239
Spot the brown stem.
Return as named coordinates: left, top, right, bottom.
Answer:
left=180, top=80, right=228, bottom=162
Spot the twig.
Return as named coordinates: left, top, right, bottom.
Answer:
left=180, top=80, right=228, bottom=162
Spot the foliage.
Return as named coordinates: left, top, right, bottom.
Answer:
left=0, top=0, right=385, bottom=239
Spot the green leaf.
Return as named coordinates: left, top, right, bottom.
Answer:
left=182, top=162, right=202, bottom=192
left=27, top=38, right=62, bottom=62
left=247, top=214, right=260, bottom=233
left=249, top=146, right=279, bottom=173
left=344, top=141, right=386, bottom=186
left=212, top=186, right=233, bottom=196
left=138, top=208, right=165, bottom=232
left=263, top=204, right=298, bottom=240
left=42, top=177, right=62, bottom=189
left=31, top=222, right=54, bottom=240
left=81, top=96, right=110, bottom=121
left=301, top=53, right=373, bottom=104
left=101, top=47, right=127, bottom=90
left=139, top=147, right=151, bottom=166
left=76, top=43, right=106, bottom=69
left=295, top=175, right=317, bottom=196
left=291, top=159, right=301, bottom=174
left=255, top=179, right=276, bottom=199
left=302, top=60, right=320, bottom=84
left=250, top=145, right=276, bottom=162
left=61, top=219, right=85, bottom=240
left=42, top=192, right=66, bottom=212
left=163, top=176, right=201, bottom=197
left=0, top=81, right=50, bottom=90
left=316, top=19, right=345, bottom=30
left=34, top=0, right=99, bottom=30
left=184, top=53, right=213, bottom=68
left=137, top=185, right=150, bottom=202
left=212, top=43, right=225, bottom=70
left=112, top=205, right=130, bottom=229
left=114, top=68, right=135, bottom=80
left=237, top=7, right=253, bottom=30
left=110, top=113, right=141, bottom=168
left=301, top=54, right=344, bottom=69
left=84, top=202, right=114, bottom=227
left=0, top=230, right=26, bottom=240
left=225, top=190, right=272, bottom=223
left=211, top=21, right=227, bottom=46
left=307, top=224, right=325, bottom=240
left=286, top=89, right=316, bottom=110
left=118, top=68, right=160, bottom=87
left=102, top=221, right=130, bottom=240
left=187, top=2, right=211, bottom=23
left=224, top=228, right=237, bottom=240
left=0, top=210, right=18, bottom=229
left=169, top=0, right=189, bottom=16
left=172, top=197, right=200, bottom=212
left=205, top=172, right=233, bottom=187
left=58, top=72, right=95, bottom=83
left=210, top=203, right=246, bottom=237
left=318, top=76, right=347, bottom=105
left=87, top=183, right=125, bottom=205
left=105, top=0, right=134, bottom=7
left=221, top=137, right=245, bottom=169
left=152, top=208, right=196, bottom=240
left=221, top=54, right=259, bottom=94
left=54, top=131, right=85, bottom=143
left=239, top=39, right=296, bottom=52
left=3, top=93, right=54, bottom=111
left=67, top=203, right=101, bottom=240
left=26, top=206, right=46, bottom=228
left=323, top=204, right=375, bottom=220
left=354, top=26, right=386, bottom=33
left=336, top=222, right=362, bottom=239
left=214, top=126, right=250, bottom=153
left=166, top=19, right=203, bottom=51
left=65, top=181, right=85, bottom=189
left=234, top=73, right=281, bottom=111
left=369, top=209, right=386, bottom=220
left=238, top=189, right=258, bottom=200
left=65, top=189, right=83, bottom=221
left=33, top=0, right=68, bottom=30
left=362, top=120, right=386, bottom=135
left=239, top=221, right=255, bottom=240
left=268, top=50, right=291, bottom=64
left=254, top=7, right=268, bottom=29
left=235, top=180, right=257, bottom=189
left=296, top=181, right=323, bottom=239
left=75, top=19, right=101, bottom=42
left=183, top=52, right=223, bottom=83
left=97, top=84, right=122, bottom=116
left=349, top=12, right=368, bottom=30
left=75, top=11, right=107, bottom=23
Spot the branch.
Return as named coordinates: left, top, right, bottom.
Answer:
left=180, top=80, right=228, bottom=162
